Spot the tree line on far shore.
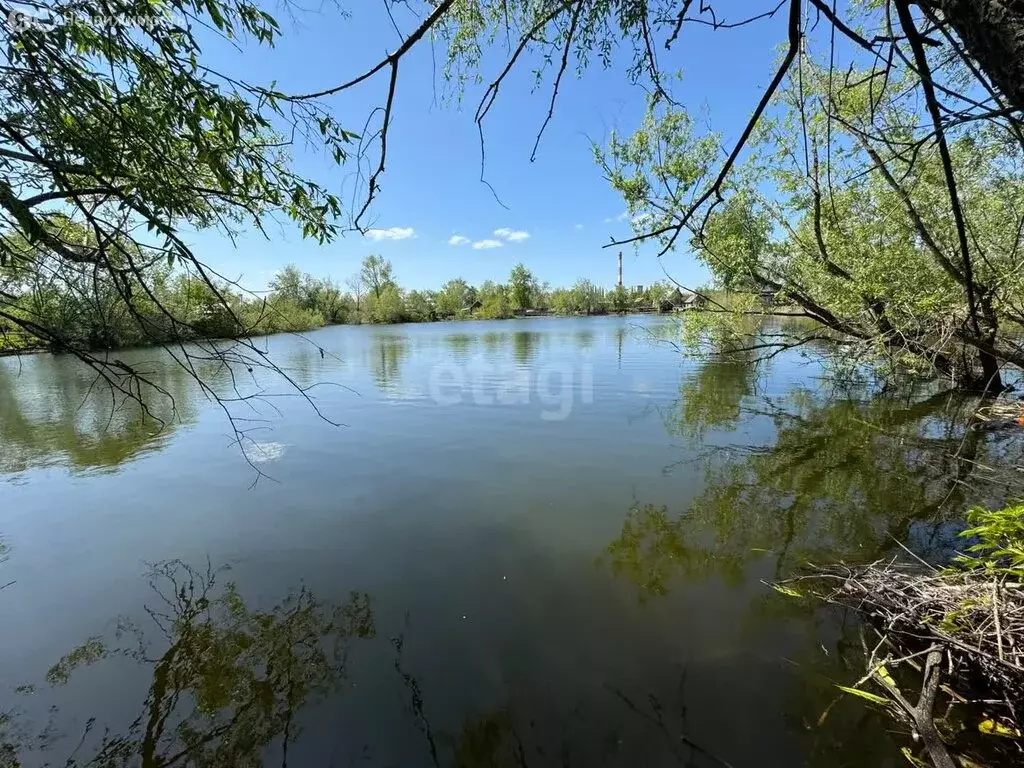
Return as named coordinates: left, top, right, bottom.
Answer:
left=267, top=256, right=686, bottom=327
left=0, top=245, right=686, bottom=353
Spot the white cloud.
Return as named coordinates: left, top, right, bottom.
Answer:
left=494, top=227, right=530, bottom=242
left=365, top=226, right=416, bottom=241
left=448, top=235, right=470, bottom=246
left=574, top=223, right=584, bottom=230
left=603, top=211, right=629, bottom=224
left=472, top=239, right=504, bottom=250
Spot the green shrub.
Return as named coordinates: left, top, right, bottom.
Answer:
left=958, top=502, right=1024, bottom=578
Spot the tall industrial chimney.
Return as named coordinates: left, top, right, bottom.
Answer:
left=617, top=251, right=623, bottom=288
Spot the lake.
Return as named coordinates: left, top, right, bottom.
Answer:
left=0, top=314, right=1010, bottom=767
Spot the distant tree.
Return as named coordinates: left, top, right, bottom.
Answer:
left=535, top=281, right=552, bottom=310
left=571, top=279, right=605, bottom=315
left=345, top=274, right=365, bottom=321
left=403, top=290, right=435, bottom=322
left=610, top=285, right=630, bottom=314
left=477, top=280, right=501, bottom=302
left=360, top=255, right=395, bottom=300
left=269, top=265, right=304, bottom=306
left=367, top=284, right=404, bottom=324
left=436, top=278, right=472, bottom=318
left=549, top=288, right=577, bottom=315
left=643, top=282, right=670, bottom=311
left=308, top=277, right=349, bottom=324
left=508, top=263, right=537, bottom=311
left=476, top=282, right=511, bottom=319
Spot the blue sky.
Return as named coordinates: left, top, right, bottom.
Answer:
left=189, top=2, right=790, bottom=294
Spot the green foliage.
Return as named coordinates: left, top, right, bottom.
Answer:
left=571, top=278, right=606, bottom=315
left=0, top=0, right=353, bottom=368
left=597, top=52, right=1024, bottom=388
left=436, top=278, right=473, bottom=318
left=508, top=263, right=537, bottom=311
left=367, top=284, right=406, bottom=324
left=547, top=279, right=611, bottom=315
left=266, top=264, right=350, bottom=330
left=548, top=288, right=576, bottom=315
left=610, top=285, right=630, bottom=313
left=475, top=281, right=511, bottom=319
left=958, top=502, right=1024, bottom=578
left=2, top=233, right=659, bottom=341
left=360, top=255, right=396, bottom=300
left=403, top=289, right=436, bottom=322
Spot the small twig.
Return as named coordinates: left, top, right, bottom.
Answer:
left=887, top=533, right=939, bottom=572
left=994, top=577, right=1005, bottom=662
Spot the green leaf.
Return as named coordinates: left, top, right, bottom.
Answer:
left=979, top=718, right=1021, bottom=738
left=835, top=685, right=890, bottom=705
left=769, top=583, right=802, bottom=598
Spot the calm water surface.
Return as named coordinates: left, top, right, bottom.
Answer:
left=0, top=315, right=1008, bottom=766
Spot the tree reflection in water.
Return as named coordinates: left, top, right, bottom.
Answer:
left=639, top=317, right=1018, bottom=595
left=6, top=561, right=373, bottom=767
left=0, top=550, right=910, bottom=767
left=368, top=333, right=408, bottom=391
left=599, top=341, right=1024, bottom=766
left=0, top=356, right=199, bottom=476
left=611, top=387, right=1005, bottom=602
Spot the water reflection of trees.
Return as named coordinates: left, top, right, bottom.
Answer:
left=665, top=349, right=761, bottom=440
left=368, top=333, right=408, bottom=390
left=599, top=350, right=1005, bottom=766
left=10, top=561, right=374, bottom=767
left=445, top=333, right=474, bottom=362
left=0, top=537, right=9, bottom=592
left=611, top=389, right=997, bottom=603
left=0, top=551, right=907, bottom=768
left=610, top=320, right=1022, bottom=603
left=572, top=329, right=594, bottom=352
left=0, top=355, right=199, bottom=476
left=480, top=332, right=507, bottom=355
left=511, top=331, right=541, bottom=366
left=388, top=649, right=897, bottom=768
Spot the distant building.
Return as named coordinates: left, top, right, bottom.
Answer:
left=663, top=288, right=705, bottom=311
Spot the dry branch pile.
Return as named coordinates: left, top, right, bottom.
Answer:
left=815, top=562, right=1024, bottom=707
left=803, top=560, right=1024, bottom=766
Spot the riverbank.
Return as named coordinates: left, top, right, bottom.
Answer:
left=0, top=333, right=44, bottom=356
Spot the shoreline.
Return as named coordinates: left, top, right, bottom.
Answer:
left=1, top=311, right=678, bottom=358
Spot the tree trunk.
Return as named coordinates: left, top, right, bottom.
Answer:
left=978, top=348, right=1004, bottom=393
left=920, top=0, right=1024, bottom=113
